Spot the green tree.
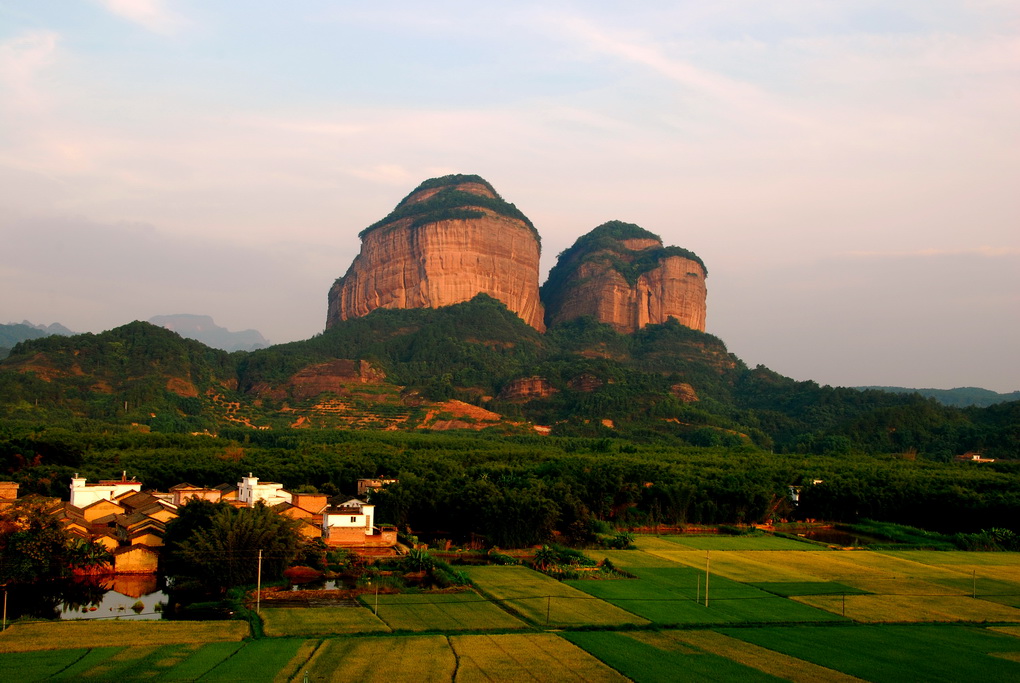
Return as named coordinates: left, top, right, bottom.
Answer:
left=0, top=500, right=111, bottom=585
left=167, top=502, right=302, bottom=591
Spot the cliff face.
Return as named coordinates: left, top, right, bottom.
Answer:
left=327, top=175, right=545, bottom=331
left=541, top=221, right=707, bottom=334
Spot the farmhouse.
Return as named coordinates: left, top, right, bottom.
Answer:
left=69, top=473, right=142, bottom=507
left=322, top=498, right=397, bottom=548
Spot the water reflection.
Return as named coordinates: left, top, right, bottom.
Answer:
left=3, top=576, right=168, bottom=622
left=60, top=575, right=168, bottom=620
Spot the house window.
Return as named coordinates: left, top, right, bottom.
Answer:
left=351, top=516, right=357, bottom=523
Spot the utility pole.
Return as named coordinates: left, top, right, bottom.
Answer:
left=704, top=551, right=710, bottom=607
left=374, top=582, right=379, bottom=616
left=3, top=589, right=7, bottom=631
left=973, top=569, right=977, bottom=599
left=256, top=549, right=263, bottom=614
left=546, top=596, right=551, bottom=626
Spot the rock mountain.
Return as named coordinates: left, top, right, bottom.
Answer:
left=327, top=175, right=546, bottom=332
left=326, top=175, right=707, bottom=335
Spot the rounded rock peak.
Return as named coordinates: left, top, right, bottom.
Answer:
left=541, top=219, right=707, bottom=333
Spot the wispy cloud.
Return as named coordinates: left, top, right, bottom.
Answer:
left=846, top=247, right=1020, bottom=258
left=93, top=0, right=187, bottom=35
left=548, top=13, right=814, bottom=129
left=0, top=31, right=59, bottom=110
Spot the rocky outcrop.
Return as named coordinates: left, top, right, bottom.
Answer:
left=541, top=221, right=707, bottom=334
left=498, top=376, right=557, bottom=402
left=250, top=359, right=387, bottom=401
left=327, top=175, right=545, bottom=331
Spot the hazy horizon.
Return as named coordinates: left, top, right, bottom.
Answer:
left=2, top=2, right=1017, bottom=392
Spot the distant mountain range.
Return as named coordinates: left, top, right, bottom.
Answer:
left=856, top=386, right=1020, bottom=408
left=1, top=315, right=268, bottom=358
left=148, top=314, right=269, bottom=352
left=0, top=321, right=75, bottom=358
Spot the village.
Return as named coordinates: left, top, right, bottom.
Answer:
left=0, top=475, right=400, bottom=575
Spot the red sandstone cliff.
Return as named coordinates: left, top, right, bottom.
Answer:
left=327, top=175, right=545, bottom=332
left=541, top=221, right=707, bottom=334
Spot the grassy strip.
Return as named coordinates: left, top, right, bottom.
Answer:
left=793, top=593, right=1020, bottom=623
left=658, top=535, right=826, bottom=551
left=0, top=620, right=249, bottom=652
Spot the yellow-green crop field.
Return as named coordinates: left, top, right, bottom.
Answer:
left=298, top=635, right=455, bottom=682
left=362, top=591, right=528, bottom=631
left=450, top=633, right=628, bottom=682
left=4, top=541, right=1019, bottom=681
left=0, top=620, right=249, bottom=652
left=261, top=605, right=390, bottom=636
left=463, top=565, right=649, bottom=627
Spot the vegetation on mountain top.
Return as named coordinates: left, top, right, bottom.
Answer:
left=541, top=220, right=707, bottom=315
left=358, top=175, right=539, bottom=241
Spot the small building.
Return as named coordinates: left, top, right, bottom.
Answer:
left=322, top=499, right=396, bottom=547
left=0, top=482, right=19, bottom=501
left=955, top=453, right=996, bottom=463
left=356, top=478, right=398, bottom=498
left=238, top=473, right=292, bottom=507
left=170, top=483, right=223, bottom=506
left=70, top=473, right=142, bottom=508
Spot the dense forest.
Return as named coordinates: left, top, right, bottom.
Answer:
left=1, top=296, right=1017, bottom=542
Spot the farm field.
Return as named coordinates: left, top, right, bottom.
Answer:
left=0, top=620, right=249, bottom=652
left=0, top=639, right=312, bottom=682
left=462, top=565, right=648, bottom=627
left=261, top=605, right=391, bottom=636
left=565, top=564, right=844, bottom=625
left=657, top=534, right=823, bottom=551
left=720, top=623, right=1020, bottom=682
left=363, top=591, right=528, bottom=631
left=4, top=542, right=1019, bottom=680
left=561, top=630, right=787, bottom=682
left=450, top=633, right=627, bottom=682
left=298, top=634, right=456, bottom=682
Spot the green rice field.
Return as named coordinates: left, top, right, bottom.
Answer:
left=463, top=565, right=649, bottom=627
left=260, top=605, right=391, bottom=636
left=362, top=591, right=528, bottom=631
left=4, top=540, right=1018, bottom=680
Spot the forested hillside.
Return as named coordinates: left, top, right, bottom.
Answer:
left=1, top=296, right=1017, bottom=461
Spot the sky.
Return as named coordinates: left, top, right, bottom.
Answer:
left=1, top=1, right=1018, bottom=392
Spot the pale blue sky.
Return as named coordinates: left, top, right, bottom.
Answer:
left=2, top=1, right=1018, bottom=391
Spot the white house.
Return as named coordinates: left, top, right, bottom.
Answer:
left=237, top=473, right=292, bottom=507
left=323, top=498, right=375, bottom=535
left=70, top=473, right=143, bottom=508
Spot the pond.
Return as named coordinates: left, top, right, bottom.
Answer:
left=3, top=575, right=168, bottom=623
